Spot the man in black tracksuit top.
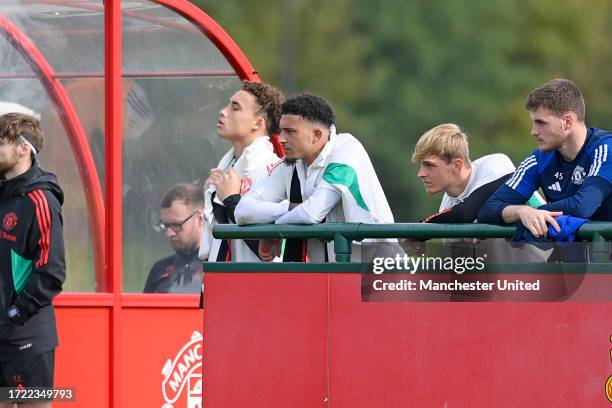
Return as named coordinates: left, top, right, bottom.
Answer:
left=144, top=183, right=204, bottom=293
left=0, top=113, right=65, bottom=398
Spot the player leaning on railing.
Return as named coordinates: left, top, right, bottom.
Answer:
left=412, top=123, right=549, bottom=261
left=478, top=79, right=612, bottom=238
left=235, top=93, right=396, bottom=262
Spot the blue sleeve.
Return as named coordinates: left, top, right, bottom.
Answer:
left=539, top=176, right=612, bottom=218
left=505, top=154, right=539, bottom=197
left=586, top=141, right=612, bottom=183
left=477, top=184, right=530, bottom=224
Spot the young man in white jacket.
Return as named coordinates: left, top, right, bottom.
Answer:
left=235, top=93, right=396, bottom=262
left=199, top=81, right=283, bottom=262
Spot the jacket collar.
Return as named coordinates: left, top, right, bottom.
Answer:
left=0, top=161, right=39, bottom=197
left=173, top=246, right=201, bottom=264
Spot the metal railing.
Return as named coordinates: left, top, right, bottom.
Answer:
left=213, top=222, right=612, bottom=262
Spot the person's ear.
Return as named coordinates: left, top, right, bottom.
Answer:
left=563, top=113, right=574, bottom=132
left=312, top=128, right=323, bottom=144
left=195, top=211, right=204, bottom=227
left=18, top=144, right=27, bottom=158
left=452, top=158, right=463, bottom=173
left=253, top=116, right=265, bottom=132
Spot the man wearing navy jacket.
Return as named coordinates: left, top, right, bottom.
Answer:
left=478, top=79, right=612, bottom=237
left=0, top=112, right=65, bottom=404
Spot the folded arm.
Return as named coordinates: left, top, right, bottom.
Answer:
left=235, top=193, right=290, bottom=225
left=275, top=187, right=342, bottom=224
left=539, top=176, right=612, bottom=219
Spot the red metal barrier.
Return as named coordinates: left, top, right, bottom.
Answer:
left=204, top=273, right=329, bottom=406
left=203, top=270, right=611, bottom=407
left=53, top=296, right=202, bottom=407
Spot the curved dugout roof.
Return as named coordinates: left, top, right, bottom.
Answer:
left=0, top=0, right=260, bottom=292
left=2, top=1, right=238, bottom=75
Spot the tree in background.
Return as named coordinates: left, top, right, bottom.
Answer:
left=195, top=0, right=612, bottom=220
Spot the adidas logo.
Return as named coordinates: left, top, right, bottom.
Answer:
left=547, top=182, right=561, bottom=191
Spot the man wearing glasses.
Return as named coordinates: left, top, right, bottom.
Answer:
left=144, top=183, right=204, bottom=293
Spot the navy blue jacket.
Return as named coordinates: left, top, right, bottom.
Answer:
left=478, top=128, right=612, bottom=223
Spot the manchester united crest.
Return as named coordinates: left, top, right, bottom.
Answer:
left=606, top=335, right=612, bottom=403
left=571, top=165, right=586, bottom=185
left=161, top=331, right=202, bottom=408
left=2, top=212, right=18, bottom=231
left=240, top=177, right=253, bottom=195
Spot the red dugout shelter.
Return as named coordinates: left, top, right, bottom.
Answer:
left=0, top=1, right=264, bottom=406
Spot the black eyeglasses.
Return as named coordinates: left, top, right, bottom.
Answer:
left=156, top=211, right=199, bottom=233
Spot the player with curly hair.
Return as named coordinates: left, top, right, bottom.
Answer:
left=199, top=81, right=284, bottom=262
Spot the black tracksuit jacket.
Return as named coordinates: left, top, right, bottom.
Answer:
left=0, top=162, right=65, bottom=361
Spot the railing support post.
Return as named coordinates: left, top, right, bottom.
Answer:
left=334, top=233, right=352, bottom=262
left=590, top=232, right=609, bottom=263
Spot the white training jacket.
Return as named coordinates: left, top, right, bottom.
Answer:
left=235, top=126, right=395, bottom=261
left=199, top=136, right=280, bottom=262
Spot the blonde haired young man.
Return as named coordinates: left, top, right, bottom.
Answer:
left=412, top=123, right=547, bottom=260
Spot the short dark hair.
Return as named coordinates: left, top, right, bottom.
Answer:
left=161, top=183, right=204, bottom=209
left=525, top=78, right=586, bottom=121
left=282, top=93, right=336, bottom=128
left=242, top=81, right=283, bottom=134
left=0, top=112, right=43, bottom=153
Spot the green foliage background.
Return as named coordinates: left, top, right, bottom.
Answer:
left=194, top=0, right=612, bottom=221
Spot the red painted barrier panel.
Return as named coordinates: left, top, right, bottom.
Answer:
left=121, top=308, right=203, bottom=408
left=55, top=308, right=110, bottom=408
left=203, top=272, right=329, bottom=407
left=329, top=274, right=610, bottom=407
left=204, top=269, right=612, bottom=408
left=54, top=301, right=203, bottom=408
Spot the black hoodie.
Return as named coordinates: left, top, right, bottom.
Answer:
left=0, top=161, right=65, bottom=361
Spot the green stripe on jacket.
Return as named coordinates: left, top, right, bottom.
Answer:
left=11, top=249, right=33, bottom=294
left=323, top=162, right=369, bottom=211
